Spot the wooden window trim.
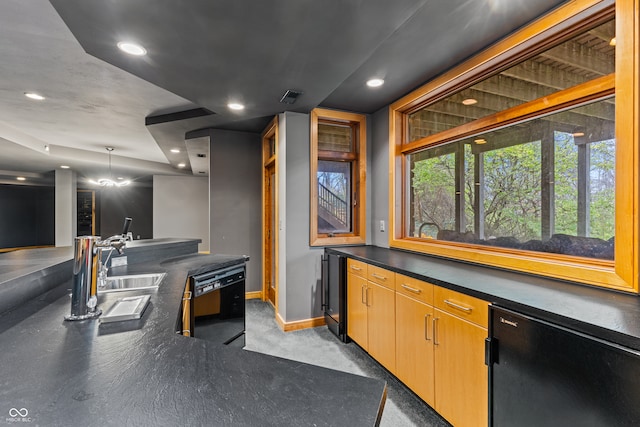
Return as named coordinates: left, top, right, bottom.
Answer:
left=389, top=0, right=640, bottom=293
left=262, top=116, right=279, bottom=307
left=311, top=108, right=367, bottom=246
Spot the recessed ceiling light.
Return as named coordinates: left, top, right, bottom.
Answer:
left=474, top=138, right=487, bottom=144
left=170, top=148, right=180, bottom=153
left=25, top=92, right=45, bottom=101
left=177, top=163, right=186, bottom=168
left=60, top=165, right=70, bottom=169
left=462, top=98, right=478, bottom=106
left=228, top=103, right=245, bottom=111
left=117, top=41, right=147, bottom=56
left=17, top=177, right=26, bottom=181
left=366, top=78, right=385, bottom=88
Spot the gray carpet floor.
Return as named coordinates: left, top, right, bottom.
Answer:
left=243, top=299, right=450, bottom=427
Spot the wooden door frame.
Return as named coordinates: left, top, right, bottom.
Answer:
left=261, top=117, right=279, bottom=311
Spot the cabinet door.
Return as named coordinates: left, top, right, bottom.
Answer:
left=347, top=272, right=368, bottom=349
left=396, top=293, right=435, bottom=406
left=434, top=308, right=488, bottom=427
left=367, top=281, right=396, bottom=372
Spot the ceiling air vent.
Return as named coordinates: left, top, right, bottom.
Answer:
left=280, top=90, right=303, bottom=105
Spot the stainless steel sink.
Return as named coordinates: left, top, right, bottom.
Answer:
left=98, top=272, right=166, bottom=293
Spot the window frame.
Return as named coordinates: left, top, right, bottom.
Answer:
left=389, top=0, right=640, bottom=292
left=310, top=108, right=367, bottom=246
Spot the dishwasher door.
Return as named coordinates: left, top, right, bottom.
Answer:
left=489, top=306, right=640, bottom=427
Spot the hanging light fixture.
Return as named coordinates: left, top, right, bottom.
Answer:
left=90, top=147, right=131, bottom=187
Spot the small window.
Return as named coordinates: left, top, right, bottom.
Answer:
left=310, top=108, right=366, bottom=246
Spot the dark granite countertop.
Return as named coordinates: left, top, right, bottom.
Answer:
left=0, top=251, right=386, bottom=426
left=327, top=245, right=640, bottom=352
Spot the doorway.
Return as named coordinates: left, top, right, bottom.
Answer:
left=262, top=117, right=278, bottom=309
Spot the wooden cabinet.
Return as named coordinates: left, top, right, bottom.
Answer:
left=395, top=273, right=435, bottom=405
left=367, top=280, right=395, bottom=371
left=347, top=270, right=368, bottom=348
left=433, top=288, right=488, bottom=427
left=346, top=259, right=396, bottom=372
left=347, top=257, right=489, bottom=427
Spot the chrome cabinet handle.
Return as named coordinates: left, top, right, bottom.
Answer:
left=351, top=265, right=362, bottom=271
left=433, top=317, right=439, bottom=345
left=371, top=272, right=387, bottom=281
left=361, top=285, right=366, bottom=305
left=444, top=299, right=472, bottom=313
left=366, top=287, right=371, bottom=307
left=424, top=313, right=431, bottom=341
left=401, top=284, right=422, bottom=294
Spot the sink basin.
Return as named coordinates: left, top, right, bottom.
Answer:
left=98, top=272, right=166, bottom=293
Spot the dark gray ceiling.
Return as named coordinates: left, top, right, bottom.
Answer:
left=50, top=0, right=567, bottom=131
left=0, top=0, right=568, bottom=183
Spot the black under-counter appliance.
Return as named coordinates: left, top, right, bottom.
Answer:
left=191, top=264, right=246, bottom=347
left=321, top=252, right=348, bottom=342
left=488, top=305, right=640, bottom=426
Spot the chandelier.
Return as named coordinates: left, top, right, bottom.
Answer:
left=90, top=147, right=131, bottom=187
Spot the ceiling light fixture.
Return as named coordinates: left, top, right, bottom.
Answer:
left=117, top=41, right=147, bottom=56
left=90, top=147, right=131, bottom=187
left=16, top=177, right=26, bottom=181
left=573, top=132, right=585, bottom=137
left=170, top=148, right=180, bottom=153
left=60, top=165, right=70, bottom=169
left=228, top=103, right=245, bottom=111
left=25, top=92, right=45, bottom=101
left=609, top=37, right=616, bottom=47
left=474, top=138, right=487, bottom=144
left=177, top=163, right=186, bottom=168
left=366, top=78, right=385, bottom=88
left=462, top=98, right=478, bottom=106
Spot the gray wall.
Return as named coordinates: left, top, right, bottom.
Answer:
left=278, top=112, right=325, bottom=321
left=370, top=106, right=390, bottom=248
left=153, top=175, right=209, bottom=252
left=209, top=129, right=262, bottom=293
left=99, top=185, right=153, bottom=239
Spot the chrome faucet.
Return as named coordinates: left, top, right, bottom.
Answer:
left=65, top=217, right=132, bottom=321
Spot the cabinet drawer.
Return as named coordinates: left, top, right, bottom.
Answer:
left=434, top=287, right=488, bottom=328
left=395, top=274, right=434, bottom=305
left=367, top=264, right=394, bottom=289
left=347, top=258, right=367, bottom=276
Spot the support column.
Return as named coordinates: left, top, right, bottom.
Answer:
left=576, top=138, right=591, bottom=236
left=55, top=169, right=77, bottom=246
left=541, top=131, right=555, bottom=241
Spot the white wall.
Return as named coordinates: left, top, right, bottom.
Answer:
left=153, top=175, right=209, bottom=252
left=55, top=169, right=76, bottom=246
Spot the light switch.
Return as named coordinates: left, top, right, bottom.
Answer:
left=379, top=220, right=385, bottom=232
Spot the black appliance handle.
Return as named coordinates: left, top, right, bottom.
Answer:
left=121, top=217, right=133, bottom=236
left=321, top=254, right=328, bottom=309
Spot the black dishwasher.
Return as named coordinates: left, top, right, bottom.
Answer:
left=191, top=264, right=246, bottom=347
left=488, top=306, right=640, bottom=426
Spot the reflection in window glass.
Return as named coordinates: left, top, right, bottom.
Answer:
left=317, top=160, right=352, bottom=234
left=408, top=19, right=615, bottom=142
left=318, top=123, right=353, bottom=152
left=407, top=97, right=615, bottom=260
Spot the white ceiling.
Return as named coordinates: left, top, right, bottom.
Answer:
left=0, top=0, right=195, bottom=182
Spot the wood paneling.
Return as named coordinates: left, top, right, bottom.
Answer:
left=434, top=309, right=488, bottom=427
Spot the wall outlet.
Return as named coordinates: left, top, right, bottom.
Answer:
left=111, top=256, right=128, bottom=267
left=379, top=220, right=385, bottom=232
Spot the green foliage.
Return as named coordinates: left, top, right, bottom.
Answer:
left=409, top=131, right=615, bottom=256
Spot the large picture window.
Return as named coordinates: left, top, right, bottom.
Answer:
left=311, top=108, right=366, bottom=246
left=390, top=0, right=639, bottom=292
